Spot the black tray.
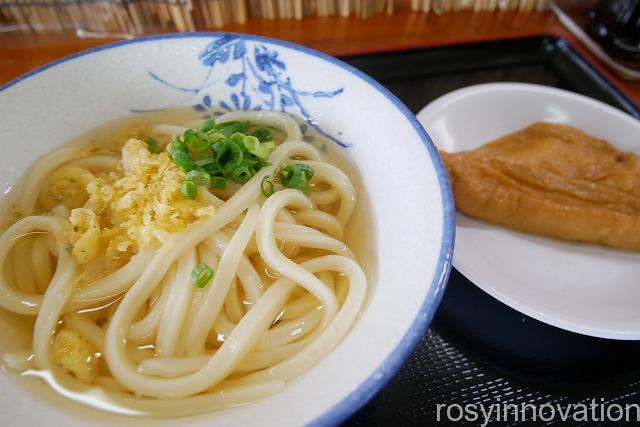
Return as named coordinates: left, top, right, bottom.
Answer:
left=339, top=36, right=640, bottom=426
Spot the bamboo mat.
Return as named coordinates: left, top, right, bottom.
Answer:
left=411, top=0, right=547, bottom=13
left=0, top=0, right=546, bottom=35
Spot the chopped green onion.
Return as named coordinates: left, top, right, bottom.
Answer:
left=211, top=139, right=223, bottom=155
left=279, top=164, right=314, bottom=194
left=170, top=150, right=195, bottom=172
left=231, top=166, right=253, bottom=184
left=243, top=135, right=275, bottom=160
left=210, top=177, right=226, bottom=189
left=194, top=158, right=215, bottom=167
left=169, top=139, right=195, bottom=171
left=215, top=140, right=244, bottom=172
left=203, top=163, right=220, bottom=176
left=261, top=175, right=275, bottom=197
left=170, top=138, right=187, bottom=153
left=251, top=127, right=272, bottom=143
left=255, top=160, right=272, bottom=170
left=165, top=121, right=278, bottom=193
left=243, top=157, right=259, bottom=170
left=215, top=121, right=248, bottom=137
left=183, top=129, right=210, bottom=154
left=185, top=170, right=211, bottom=187
left=207, top=132, right=227, bottom=144
left=145, top=136, right=162, bottom=154
left=179, top=179, right=197, bottom=199
left=201, top=119, right=216, bottom=133
left=229, top=132, right=245, bottom=145
left=191, top=263, right=214, bottom=288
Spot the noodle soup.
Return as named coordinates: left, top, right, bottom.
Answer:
left=0, top=110, right=374, bottom=417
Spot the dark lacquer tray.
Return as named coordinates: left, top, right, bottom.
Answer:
left=339, top=36, right=640, bottom=426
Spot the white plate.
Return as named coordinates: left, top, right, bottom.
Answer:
left=417, top=83, right=640, bottom=340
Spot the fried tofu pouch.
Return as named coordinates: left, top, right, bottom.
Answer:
left=440, top=122, right=640, bottom=250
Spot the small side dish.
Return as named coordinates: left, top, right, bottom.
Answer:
left=441, top=122, right=640, bottom=250
left=417, top=82, right=640, bottom=340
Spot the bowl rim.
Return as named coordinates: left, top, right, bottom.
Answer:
left=0, top=32, right=455, bottom=425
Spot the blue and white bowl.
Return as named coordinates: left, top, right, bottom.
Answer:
left=0, top=33, right=454, bottom=426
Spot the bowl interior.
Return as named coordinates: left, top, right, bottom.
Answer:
left=0, top=34, right=452, bottom=425
left=417, top=82, right=640, bottom=339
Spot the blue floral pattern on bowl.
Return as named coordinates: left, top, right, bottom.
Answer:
left=143, top=35, right=349, bottom=147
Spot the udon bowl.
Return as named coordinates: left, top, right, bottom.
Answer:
left=0, top=33, right=453, bottom=426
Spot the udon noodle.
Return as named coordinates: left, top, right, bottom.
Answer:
left=0, top=111, right=367, bottom=417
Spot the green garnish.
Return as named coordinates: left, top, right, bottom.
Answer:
left=172, top=151, right=195, bottom=172
left=180, top=179, right=197, bottom=199
left=214, top=139, right=244, bottom=172
left=229, top=132, right=245, bottom=145
left=261, top=175, right=275, bottom=197
left=192, top=263, right=214, bottom=288
left=145, top=136, right=162, bottom=154
left=183, top=129, right=210, bottom=154
left=279, top=164, right=314, bottom=194
left=194, top=158, right=215, bottom=167
left=165, top=120, right=277, bottom=199
left=170, top=138, right=187, bottom=152
left=243, top=135, right=275, bottom=160
left=169, top=140, right=195, bottom=172
left=207, top=131, right=227, bottom=144
left=210, top=177, right=226, bottom=189
left=214, top=121, right=248, bottom=137
left=251, top=127, right=272, bottom=143
left=200, top=119, right=216, bottom=133
left=231, top=166, right=252, bottom=184
left=185, top=170, right=211, bottom=187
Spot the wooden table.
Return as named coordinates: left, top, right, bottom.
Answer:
left=1, top=9, right=639, bottom=105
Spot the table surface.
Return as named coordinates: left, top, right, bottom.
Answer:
left=1, top=8, right=639, bottom=106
